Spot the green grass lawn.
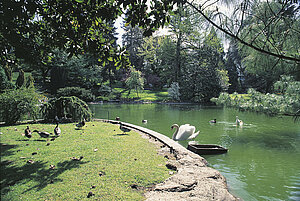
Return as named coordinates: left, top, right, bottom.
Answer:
left=0, top=121, right=171, bottom=200
left=114, top=88, right=169, bottom=102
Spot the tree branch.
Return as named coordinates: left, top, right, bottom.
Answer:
left=186, top=1, right=300, bottom=62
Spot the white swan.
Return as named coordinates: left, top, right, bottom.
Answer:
left=171, top=124, right=200, bottom=141
left=236, top=116, right=244, bottom=126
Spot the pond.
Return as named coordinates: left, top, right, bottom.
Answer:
left=89, top=103, right=300, bottom=201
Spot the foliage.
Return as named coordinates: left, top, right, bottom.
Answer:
left=0, top=0, right=173, bottom=69
left=125, top=68, right=144, bottom=97
left=0, top=122, right=171, bottom=200
left=211, top=76, right=300, bottom=119
left=122, top=24, right=144, bottom=70
left=114, top=88, right=169, bottom=102
left=25, top=74, right=35, bottom=88
left=41, top=96, right=92, bottom=122
left=56, top=87, right=95, bottom=102
left=186, top=0, right=300, bottom=63
left=0, top=88, right=40, bottom=125
left=168, top=82, right=181, bottom=101
left=15, top=69, right=26, bottom=89
left=0, top=66, right=14, bottom=92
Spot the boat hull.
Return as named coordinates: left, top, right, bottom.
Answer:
left=187, top=144, right=228, bottom=155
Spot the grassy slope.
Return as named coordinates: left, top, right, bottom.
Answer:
left=0, top=122, right=170, bottom=200
left=114, top=88, right=169, bottom=102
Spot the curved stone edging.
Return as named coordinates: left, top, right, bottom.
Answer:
left=94, top=119, right=240, bottom=201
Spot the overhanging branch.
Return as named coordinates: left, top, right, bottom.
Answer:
left=186, top=1, right=300, bottom=63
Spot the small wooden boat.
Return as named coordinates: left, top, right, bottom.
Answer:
left=187, top=144, right=228, bottom=155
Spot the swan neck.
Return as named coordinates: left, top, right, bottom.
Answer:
left=172, top=125, right=179, bottom=140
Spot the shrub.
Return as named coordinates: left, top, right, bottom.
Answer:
left=41, top=96, right=93, bottom=122
left=0, top=88, right=40, bottom=125
left=56, top=87, right=95, bottom=102
left=0, top=66, right=14, bottom=92
left=168, top=82, right=180, bottom=101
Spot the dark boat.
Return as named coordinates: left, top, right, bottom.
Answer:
left=187, top=144, right=228, bottom=155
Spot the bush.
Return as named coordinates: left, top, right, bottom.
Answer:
left=0, top=66, right=14, bottom=92
left=168, top=82, right=180, bottom=101
left=0, top=88, right=40, bottom=125
left=41, top=96, right=93, bottom=122
left=56, top=87, right=95, bottom=102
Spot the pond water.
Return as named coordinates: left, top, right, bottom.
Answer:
left=89, top=103, right=300, bottom=201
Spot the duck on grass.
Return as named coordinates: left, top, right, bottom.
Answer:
left=0, top=121, right=171, bottom=200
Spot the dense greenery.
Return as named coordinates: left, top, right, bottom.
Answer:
left=0, top=122, right=171, bottom=200
left=211, top=76, right=300, bottom=119
left=41, top=96, right=93, bottom=122
left=56, top=87, right=95, bottom=103
left=0, top=88, right=41, bottom=125
left=1, top=0, right=299, bottom=119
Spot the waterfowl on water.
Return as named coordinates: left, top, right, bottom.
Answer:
left=54, top=123, right=61, bottom=136
left=209, top=119, right=217, bottom=123
left=171, top=124, right=200, bottom=141
left=24, top=126, right=32, bottom=138
left=236, top=116, right=244, bottom=126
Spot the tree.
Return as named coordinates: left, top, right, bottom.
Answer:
left=125, top=68, right=144, bottom=97
left=0, top=0, right=175, bottom=69
left=122, top=24, right=144, bottom=70
left=186, top=0, right=300, bottom=63
left=0, top=66, right=14, bottom=92
left=16, top=69, right=26, bottom=89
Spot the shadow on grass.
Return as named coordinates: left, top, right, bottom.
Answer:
left=114, top=133, right=129, bottom=136
left=0, top=157, right=88, bottom=195
left=0, top=143, right=19, bottom=157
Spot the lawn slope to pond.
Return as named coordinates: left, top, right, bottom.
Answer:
left=0, top=122, right=171, bottom=200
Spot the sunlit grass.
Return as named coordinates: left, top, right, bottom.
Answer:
left=229, top=93, right=250, bottom=100
left=114, top=88, right=169, bottom=102
left=0, top=122, right=170, bottom=200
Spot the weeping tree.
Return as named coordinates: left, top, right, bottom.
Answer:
left=16, top=69, right=26, bottom=89
left=41, top=96, right=92, bottom=122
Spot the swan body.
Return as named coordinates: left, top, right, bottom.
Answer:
left=54, top=123, right=61, bottom=136
left=25, top=126, right=32, bottom=138
left=171, top=124, right=200, bottom=141
left=236, top=116, right=244, bottom=126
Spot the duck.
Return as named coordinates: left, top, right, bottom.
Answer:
left=171, top=124, right=200, bottom=141
left=76, top=119, right=85, bottom=129
left=32, top=130, right=51, bottom=139
left=142, top=120, right=148, bottom=123
left=24, top=126, right=32, bottom=138
left=209, top=119, right=217, bottom=123
left=236, top=116, right=244, bottom=126
left=54, top=122, right=61, bottom=136
left=120, top=124, right=131, bottom=134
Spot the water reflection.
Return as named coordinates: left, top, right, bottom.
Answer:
left=90, top=103, right=300, bottom=201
